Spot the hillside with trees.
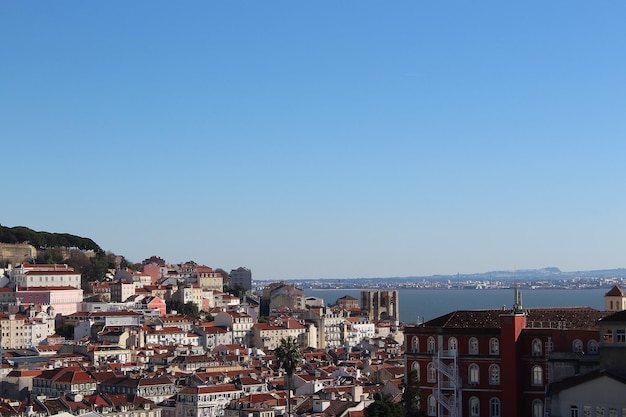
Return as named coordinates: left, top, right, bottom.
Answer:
left=0, top=225, right=102, bottom=252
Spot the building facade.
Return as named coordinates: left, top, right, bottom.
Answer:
left=230, top=267, right=252, bottom=292
left=404, top=290, right=607, bottom=417
left=9, top=263, right=81, bottom=289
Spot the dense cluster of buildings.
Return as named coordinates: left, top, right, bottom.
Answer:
left=1, top=256, right=626, bottom=417
left=0, top=260, right=404, bottom=417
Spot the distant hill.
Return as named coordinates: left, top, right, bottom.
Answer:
left=0, top=225, right=102, bottom=253
left=393, top=266, right=626, bottom=282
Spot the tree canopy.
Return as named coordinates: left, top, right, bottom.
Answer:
left=167, top=300, right=200, bottom=318
left=365, top=394, right=406, bottom=417
left=0, top=225, right=102, bottom=252
left=402, top=370, right=424, bottom=417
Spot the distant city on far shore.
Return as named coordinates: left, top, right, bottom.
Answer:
left=255, top=266, right=626, bottom=291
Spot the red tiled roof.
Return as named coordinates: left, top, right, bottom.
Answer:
left=423, top=307, right=609, bottom=330
left=179, top=384, right=240, bottom=394
left=605, top=285, right=626, bottom=297
left=17, top=286, right=81, bottom=291
left=24, top=271, right=80, bottom=275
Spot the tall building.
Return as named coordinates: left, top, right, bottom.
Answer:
left=404, top=288, right=608, bottom=417
left=230, top=267, right=252, bottom=291
left=360, top=290, right=399, bottom=324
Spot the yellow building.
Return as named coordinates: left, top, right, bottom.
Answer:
left=252, top=319, right=307, bottom=350
left=197, top=266, right=224, bottom=291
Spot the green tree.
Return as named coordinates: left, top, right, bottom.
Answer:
left=38, top=248, right=65, bottom=264
left=55, top=324, right=74, bottom=339
left=215, top=268, right=230, bottom=283
left=402, top=370, right=424, bottom=417
left=167, top=300, right=200, bottom=318
left=183, top=301, right=200, bottom=318
left=275, top=336, right=303, bottom=417
left=365, top=394, right=405, bottom=417
left=224, top=284, right=246, bottom=298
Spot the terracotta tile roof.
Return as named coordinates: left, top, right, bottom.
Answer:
left=24, top=270, right=79, bottom=275
left=238, top=377, right=263, bottom=386
left=294, top=398, right=359, bottom=417
left=179, top=383, right=240, bottom=394
left=53, top=369, right=96, bottom=384
left=599, top=310, right=626, bottom=323
left=202, top=326, right=229, bottom=334
left=423, top=307, right=609, bottom=330
left=605, top=285, right=626, bottom=297
left=147, top=326, right=187, bottom=335
left=17, top=286, right=80, bottom=291
left=6, top=369, right=42, bottom=377
left=337, top=295, right=358, bottom=301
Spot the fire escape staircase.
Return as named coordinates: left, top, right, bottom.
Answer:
left=434, top=349, right=461, bottom=417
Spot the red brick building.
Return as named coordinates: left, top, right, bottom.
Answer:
left=404, top=289, right=608, bottom=417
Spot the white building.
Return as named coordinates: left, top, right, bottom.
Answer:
left=215, top=311, right=254, bottom=346
left=176, top=384, right=242, bottom=417
left=145, top=325, right=199, bottom=346
left=345, top=317, right=375, bottom=347
left=194, top=324, right=233, bottom=352
left=0, top=310, right=55, bottom=349
left=9, top=263, right=81, bottom=289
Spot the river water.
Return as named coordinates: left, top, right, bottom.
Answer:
left=305, top=288, right=608, bottom=323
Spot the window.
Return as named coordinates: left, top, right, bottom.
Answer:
left=532, top=400, right=543, bottom=417
left=412, top=336, right=419, bottom=353
left=573, top=339, right=584, bottom=353
left=427, top=337, right=435, bottom=353
left=469, top=397, right=480, bottom=417
left=532, top=338, right=542, bottom=356
left=489, top=364, right=500, bottom=385
left=412, top=361, right=420, bottom=380
left=571, top=406, right=579, bottom=417
left=468, top=363, right=479, bottom=384
left=617, top=330, right=626, bottom=343
left=490, top=338, right=499, bottom=355
left=584, top=406, right=592, bottom=417
left=469, top=337, right=479, bottom=354
left=426, top=395, right=436, bottom=416
left=532, top=365, right=543, bottom=386
left=448, top=337, right=458, bottom=353
left=608, top=408, right=617, bottom=417
left=449, top=363, right=457, bottom=378
left=490, top=398, right=501, bottom=417
left=427, top=362, right=436, bottom=383
left=597, top=406, right=605, bottom=417
left=604, top=329, right=614, bottom=343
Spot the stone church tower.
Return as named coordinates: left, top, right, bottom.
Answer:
left=360, top=290, right=399, bottom=324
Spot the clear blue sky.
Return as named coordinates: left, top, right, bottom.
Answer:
left=2, top=2, right=626, bottom=280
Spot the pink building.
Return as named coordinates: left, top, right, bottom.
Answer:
left=142, top=264, right=162, bottom=285
left=16, top=286, right=84, bottom=317
left=142, top=296, right=166, bottom=317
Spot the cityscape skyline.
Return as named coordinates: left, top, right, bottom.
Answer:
left=3, top=2, right=626, bottom=280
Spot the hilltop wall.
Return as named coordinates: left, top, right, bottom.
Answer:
left=0, top=243, right=37, bottom=266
